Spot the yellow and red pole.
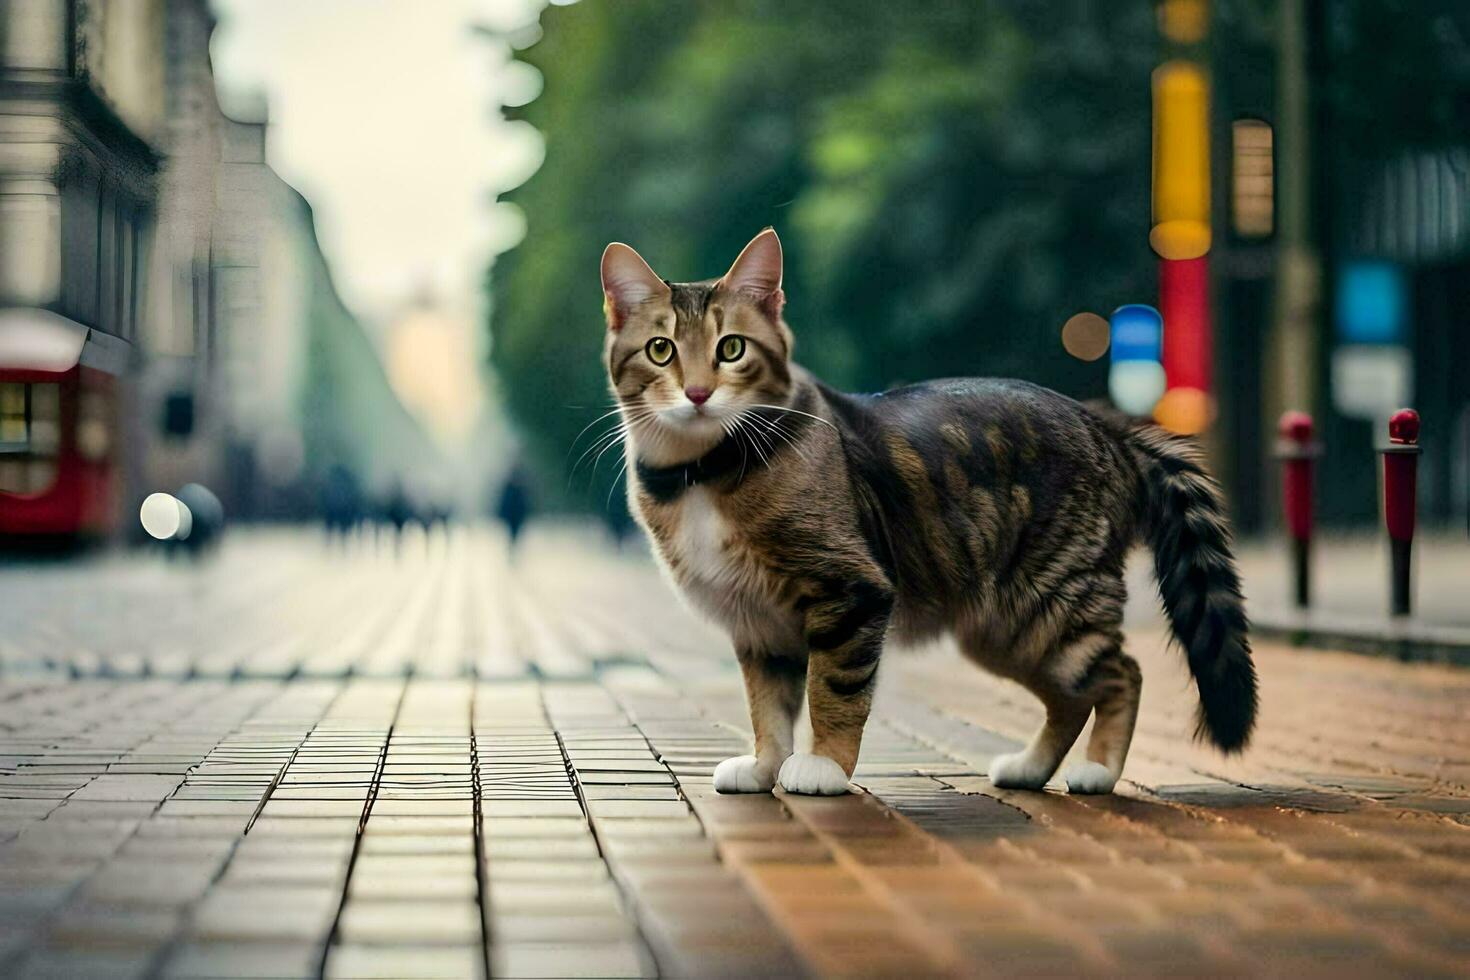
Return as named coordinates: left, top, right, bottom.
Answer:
left=1150, top=3, right=1214, bottom=437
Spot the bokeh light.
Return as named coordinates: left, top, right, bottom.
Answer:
left=1231, top=119, right=1274, bottom=238
left=1154, top=385, right=1214, bottom=435
left=1149, top=220, right=1212, bottom=261
left=1061, top=313, right=1111, bottom=361
left=1337, top=260, right=1407, bottom=344
left=140, top=492, right=191, bottom=541
left=1109, top=304, right=1164, bottom=363
left=1158, top=256, right=1212, bottom=392
left=1151, top=61, right=1211, bottom=260
left=1109, top=361, right=1167, bottom=417
left=1158, top=0, right=1209, bottom=44
left=1109, top=304, right=1165, bottom=417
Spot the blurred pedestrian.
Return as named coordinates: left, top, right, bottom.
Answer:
left=382, top=479, right=412, bottom=555
left=321, top=464, right=363, bottom=542
left=604, top=501, right=636, bottom=552
left=174, top=483, right=224, bottom=559
left=496, top=463, right=533, bottom=554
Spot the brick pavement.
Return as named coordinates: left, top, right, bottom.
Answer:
left=1, top=527, right=1468, bottom=978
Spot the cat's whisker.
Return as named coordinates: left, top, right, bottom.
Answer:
left=748, top=403, right=839, bottom=434
left=568, top=407, right=631, bottom=458
left=744, top=411, right=810, bottom=464
left=575, top=406, right=660, bottom=485
left=622, top=412, right=655, bottom=432
left=742, top=420, right=776, bottom=467
left=569, top=423, right=629, bottom=483
left=732, top=414, right=771, bottom=468
left=575, top=403, right=626, bottom=430
left=574, top=421, right=625, bottom=461
left=568, top=440, right=620, bottom=490
left=590, top=428, right=629, bottom=477
left=616, top=406, right=662, bottom=436
left=738, top=410, right=789, bottom=463
left=574, top=407, right=653, bottom=464
left=605, top=455, right=630, bottom=510
left=722, top=415, right=753, bottom=479
left=631, top=411, right=677, bottom=458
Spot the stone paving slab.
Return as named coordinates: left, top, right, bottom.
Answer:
left=1, top=527, right=1469, bottom=977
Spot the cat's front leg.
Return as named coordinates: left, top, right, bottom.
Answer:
left=781, top=581, right=894, bottom=796
left=714, top=648, right=805, bottom=794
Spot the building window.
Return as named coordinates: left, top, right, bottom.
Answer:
left=116, top=205, right=130, bottom=340
left=1231, top=118, right=1274, bottom=239
left=1, top=383, right=61, bottom=455
left=129, top=221, right=143, bottom=341
left=0, top=383, right=61, bottom=495
left=0, top=383, right=26, bottom=449
left=77, top=389, right=111, bottom=461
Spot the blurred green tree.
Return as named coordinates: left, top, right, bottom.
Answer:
left=488, top=0, right=1157, bottom=511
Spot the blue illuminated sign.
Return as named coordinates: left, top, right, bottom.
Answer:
left=1110, top=304, right=1163, bottom=363
left=1337, top=260, right=1406, bottom=345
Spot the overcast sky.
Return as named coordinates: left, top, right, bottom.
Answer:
left=211, top=0, right=547, bottom=328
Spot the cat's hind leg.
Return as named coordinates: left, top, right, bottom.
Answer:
left=1063, top=640, right=1141, bottom=795
left=977, top=628, right=1129, bottom=793
left=986, top=691, right=1091, bottom=791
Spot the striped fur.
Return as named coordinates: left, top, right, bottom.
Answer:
left=600, top=231, right=1256, bottom=796
left=1125, top=424, right=1257, bottom=752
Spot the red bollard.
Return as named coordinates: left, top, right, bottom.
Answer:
left=1275, top=411, right=1319, bottom=608
left=1381, top=409, right=1421, bottom=617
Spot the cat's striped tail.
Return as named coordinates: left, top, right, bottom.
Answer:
left=1128, top=424, right=1258, bottom=752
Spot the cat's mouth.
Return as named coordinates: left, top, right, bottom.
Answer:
left=654, top=400, right=729, bottom=433
left=662, top=402, right=720, bottom=423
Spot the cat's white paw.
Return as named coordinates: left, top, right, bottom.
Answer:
left=987, top=750, right=1054, bottom=790
left=1064, top=761, right=1117, bottom=795
left=713, top=754, right=777, bottom=794
left=777, top=753, right=850, bottom=796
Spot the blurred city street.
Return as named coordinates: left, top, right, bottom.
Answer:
left=2, top=527, right=1468, bottom=978
left=1239, top=537, right=1470, bottom=627
left=3, top=2, right=1470, bottom=976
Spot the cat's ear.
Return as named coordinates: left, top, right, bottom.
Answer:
left=601, top=243, right=669, bottom=331
left=720, top=228, right=785, bottom=322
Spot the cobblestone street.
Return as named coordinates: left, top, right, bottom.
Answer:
left=2, top=528, right=1468, bottom=978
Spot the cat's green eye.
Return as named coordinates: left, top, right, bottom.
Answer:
left=717, top=335, right=746, bottom=363
left=645, top=337, right=675, bottom=365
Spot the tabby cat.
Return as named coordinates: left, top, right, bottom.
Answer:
left=600, top=228, right=1256, bottom=796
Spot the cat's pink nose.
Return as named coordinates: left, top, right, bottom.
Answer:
left=685, top=386, right=711, bottom=406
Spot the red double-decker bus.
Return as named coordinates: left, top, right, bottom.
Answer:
left=0, top=309, right=129, bottom=542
